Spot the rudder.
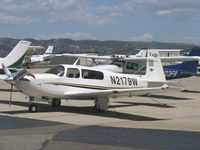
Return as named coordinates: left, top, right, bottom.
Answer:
left=44, top=46, right=53, bottom=55
left=143, top=49, right=166, bottom=82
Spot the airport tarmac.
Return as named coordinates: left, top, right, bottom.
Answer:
left=0, top=68, right=200, bottom=150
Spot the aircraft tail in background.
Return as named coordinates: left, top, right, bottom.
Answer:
left=0, top=40, right=31, bottom=69
left=44, top=46, right=53, bottom=55
left=164, top=47, right=200, bottom=75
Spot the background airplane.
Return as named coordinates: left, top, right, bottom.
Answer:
left=0, top=40, right=31, bottom=71
left=163, top=47, right=200, bottom=79
left=65, top=47, right=200, bottom=80
left=23, top=46, right=54, bottom=68
left=62, top=49, right=200, bottom=64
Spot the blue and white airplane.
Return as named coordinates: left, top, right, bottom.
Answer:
left=163, top=47, right=200, bottom=80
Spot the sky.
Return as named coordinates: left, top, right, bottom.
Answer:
left=1, top=0, right=200, bottom=45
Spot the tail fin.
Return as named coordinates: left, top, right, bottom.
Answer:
left=44, top=46, right=53, bottom=55
left=0, top=40, right=31, bottom=69
left=135, top=50, right=147, bottom=57
left=163, top=47, right=200, bottom=74
left=143, top=50, right=166, bottom=82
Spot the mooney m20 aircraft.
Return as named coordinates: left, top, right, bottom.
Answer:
left=0, top=40, right=31, bottom=70
left=23, top=46, right=54, bottom=68
left=2, top=50, right=169, bottom=112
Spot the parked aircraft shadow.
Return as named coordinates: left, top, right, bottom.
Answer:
left=0, top=100, right=166, bottom=121
left=139, top=94, right=192, bottom=100
left=115, top=101, right=175, bottom=108
left=181, top=90, right=200, bottom=93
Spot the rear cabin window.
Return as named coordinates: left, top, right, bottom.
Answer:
left=45, top=65, right=65, bottom=77
left=82, top=69, right=104, bottom=80
left=66, top=68, right=80, bottom=78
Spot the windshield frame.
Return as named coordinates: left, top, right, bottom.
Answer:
left=45, top=65, right=65, bottom=77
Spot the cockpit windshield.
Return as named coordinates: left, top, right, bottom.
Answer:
left=45, top=65, right=65, bottom=76
left=112, top=61, right=125, bottom=68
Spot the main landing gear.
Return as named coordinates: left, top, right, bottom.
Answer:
left=94, top=97, right=109, bottom=113
left=51, top=98, right=61, bottom=108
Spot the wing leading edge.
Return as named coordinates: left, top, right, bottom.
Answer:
left=64, top=84, right=169, bottom=99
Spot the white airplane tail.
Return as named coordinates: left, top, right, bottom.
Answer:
left=143, top=49, right=166, bottom=83
left=0, top=40, right=31, bottom=69
left=44, top=46, right=53, bottom=55
left=135, top=50, right=147, bottom=57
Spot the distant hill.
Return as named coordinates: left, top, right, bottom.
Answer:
left=0, top=37, right=197, bottom=57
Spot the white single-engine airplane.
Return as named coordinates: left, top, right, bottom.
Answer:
left=0, top=40, right=31, bottom=70
left=2, top=50, right=169, bottom=113
left=23, top=46, right=54, bottom=68
left=63, top=49, right=200, bottom=75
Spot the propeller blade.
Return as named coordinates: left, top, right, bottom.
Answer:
left=13, top=69, right=27, bottom=80
left=1, top=63, right=11, bottom=76
left=9, top=84, right=13, bottom=107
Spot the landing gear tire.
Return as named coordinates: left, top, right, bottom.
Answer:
left=94, top=104, right=104, bottom=113
left=51, top=99, right=61, bottom=108
left=29, top=104, right=38, bottom=113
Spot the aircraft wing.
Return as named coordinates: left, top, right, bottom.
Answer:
left=62, top=53, right=200, bottom=62
left=26, top=46, right=44, bottom=56
left=124, top=56, right=200, bottom=62
left=51, top=54, right=66, bottom=57
left=62, top=53, right=113, bottom=60
left=64, top=85, right=168, bottom=99
left=160, top=56, right=200, bottom=61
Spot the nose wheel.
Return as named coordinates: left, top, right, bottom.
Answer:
left=28, top=103, right=38, bottom=113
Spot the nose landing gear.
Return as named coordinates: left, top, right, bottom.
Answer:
left=28, top=97, right=61, bottom=112
left=28, top=103, right=38, bottom=113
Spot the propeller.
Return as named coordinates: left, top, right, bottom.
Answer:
left=13, top=69, right=27, bottom=80
left=1, top=63, right=29, bottom=107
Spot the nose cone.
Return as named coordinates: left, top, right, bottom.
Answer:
left=15, top=80, right=36, bottom=96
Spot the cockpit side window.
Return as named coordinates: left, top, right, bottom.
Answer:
left=126, top=62, right=139, bottom=70
left=66, top=68, right=80, bottom=78
left=82, top=69, right=104, bottom=80
left=45, top=65, right=65, bottom=77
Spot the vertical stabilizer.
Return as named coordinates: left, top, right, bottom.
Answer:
left=44, top=46, right=53, bottom=55
left=0, top=40, right=31, bottom=69
left=143, top=50, right=166, bottom=82
left=135, top=50, right=147, bottom=57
